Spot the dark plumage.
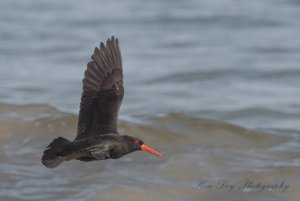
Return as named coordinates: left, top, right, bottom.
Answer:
left=42, top=36, right=163, bottom=169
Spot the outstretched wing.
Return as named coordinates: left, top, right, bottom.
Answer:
left=76, top=36, right=123, bottom=140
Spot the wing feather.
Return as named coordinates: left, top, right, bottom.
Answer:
left=76, top=36, right=123, bottom=140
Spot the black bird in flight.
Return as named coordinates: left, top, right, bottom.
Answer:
left=42, top=36, right=163, bottom=169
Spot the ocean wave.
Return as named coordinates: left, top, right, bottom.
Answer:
left=0, top=102, right=290, bottom=149
left=0, top=103, right=299, bottom=201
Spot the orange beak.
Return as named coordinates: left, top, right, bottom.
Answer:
left=140, top=144, right=164, bottom=158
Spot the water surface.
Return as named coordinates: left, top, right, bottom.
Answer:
left=0, top=0, right=300, bottom=200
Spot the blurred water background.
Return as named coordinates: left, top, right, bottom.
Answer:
left=0, top=0, right=300, bottom=201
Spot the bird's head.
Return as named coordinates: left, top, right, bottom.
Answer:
left=123, top=135, right=163, bottom=158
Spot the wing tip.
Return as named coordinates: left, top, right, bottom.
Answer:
left=98, top=36, right=120, bottom=51
left=83, top=36, right=123, bottom=91
left=100, top=42, right=105, bottom=49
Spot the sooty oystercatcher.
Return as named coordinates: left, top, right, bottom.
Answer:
left=42, top=36, right=163, bottom=169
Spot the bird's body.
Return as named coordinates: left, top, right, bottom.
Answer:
left=42, top=36, right=163, bottom=169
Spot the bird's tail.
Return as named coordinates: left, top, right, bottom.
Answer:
left=42, top=137, right=71, bottom=169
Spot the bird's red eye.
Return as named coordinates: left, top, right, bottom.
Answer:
left=133, top=140, right=139, bottom=144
